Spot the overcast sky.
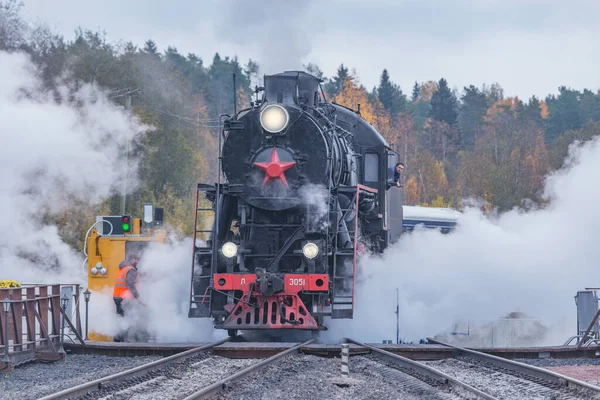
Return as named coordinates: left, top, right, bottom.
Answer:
left=21, top=0, right=600, bottom=100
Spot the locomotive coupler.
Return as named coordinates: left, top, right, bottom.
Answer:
left=255, top=268, right=284, bottom=296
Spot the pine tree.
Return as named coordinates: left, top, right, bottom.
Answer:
left=411, top=82, right=420, bottom=102
left=430, top=78, right=458, bottom=126
left=522, top=96, right=543, bottom=126
left=325, top=64, right=349, bottom=98
left=378, top=69, right=394, bottom=109
left=377, top=69, right=406, bottom=114
left=580, top=89, right=600, bottom=123
left=143, top=39, right=158, bottom=55
left=544, top=87, right=582, bottom=143
left=458, top=85, right=488, bottom=150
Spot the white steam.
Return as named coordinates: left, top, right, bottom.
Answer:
left=92, top=238, right=225, bottom=343
left=324, top=136, right=600, bottom=346
left=298, top=183, right=330, bottom=226
left=215, top=0, right=321, bottom=74
left=0, top=50, right=146, bottom=283
left=137, top=238, right=225, bottom=342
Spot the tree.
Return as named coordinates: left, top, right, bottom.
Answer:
left=207, top=53, right=252, bottom=116
left=325, top=64, right=349, bottom=98
left=548, top=121, right=600, bottom=169
left=405, top=150, right=450, bottom=206
left=430, top=78, right=458, bottom=126
left=522, top=96, right=543, bottom=126
left=411, top=82, right=420, bottom=102
left=580, top=89, right=600, bottom=123
left=482, top=82, right=504, bottom=104
left=143, top=39, right=159, bottom=56
left=458, top=107, right=550, bottom=211
left=419, top=81, right=437, bottom=102
left=333, top=76, right=394, bottom=143
left=0, top=0, right=27, bottom=51
left=422, top=119, right=459, bottom=163
left=377, top=69, right=406, bottom=115
left=544, top=87, right=582, bottom=144
left=377, top=69, right=394, bottom=109
left=458, top=85, right=488, bottom=150
left=303, top=63, right=323, bottom=79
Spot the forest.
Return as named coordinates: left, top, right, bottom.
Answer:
left=2, top=0, right=600, bottom=249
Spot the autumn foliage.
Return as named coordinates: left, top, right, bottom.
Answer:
left=3, top=0, right=600, bottom=251
left=327, top=69, right=599, bottom=213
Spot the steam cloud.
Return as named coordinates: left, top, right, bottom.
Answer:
left=323, top=136, right=600, bottom=346
left=215, top=0, right=321, bottom=74
left=0, top=51, right=222, bottom=342
left=0, top=51, right=147, bottom=283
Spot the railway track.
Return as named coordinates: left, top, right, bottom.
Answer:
left=38, top=339, right=313, bottom=400
left=344, top=338, right=600, bottom=400
left=345, top=338, right=495, bottom=399
left=426, top=338, right=600, bottom=399
left=23, top=338, right=600, bottom=400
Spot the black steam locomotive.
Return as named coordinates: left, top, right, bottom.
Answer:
left=188, top=71, right=403, bottom=335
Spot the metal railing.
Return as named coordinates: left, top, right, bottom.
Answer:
left=0, top=284, right=84, bottom=371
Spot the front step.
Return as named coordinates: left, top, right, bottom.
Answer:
left=332, top=295, right=354, bottom=318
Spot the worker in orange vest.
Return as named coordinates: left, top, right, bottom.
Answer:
left=113, top=256, right=140, bottom=313
left=112, top=255, right=141, bottom=341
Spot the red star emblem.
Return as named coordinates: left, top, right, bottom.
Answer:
left=253, top=147, right=296, bottom=188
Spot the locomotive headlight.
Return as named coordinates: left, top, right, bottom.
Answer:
left=302, top=242, right=319, bottom=260
left=221, top=242, right=238, bottom=258
left=260, top=105, right=289, bottom=133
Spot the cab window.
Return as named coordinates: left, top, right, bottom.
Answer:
left=365, top=153, right=379, bottom=182
left=387, top=151, right=399, bottom=184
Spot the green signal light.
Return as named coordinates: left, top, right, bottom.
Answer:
left=122, top=223, right=130, bottom=231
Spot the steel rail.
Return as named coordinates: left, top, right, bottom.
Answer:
left=38, top=337, right=231, bottom=400
left=183, top=339, right=315, bottom=400
left=345, top=338, right=498, bottom=400
left=427, top=337, right=600, bottom=396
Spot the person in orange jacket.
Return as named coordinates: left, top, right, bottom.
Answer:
left=112, top=255, right=141, bottom=341
left=113, top=255, right=140, bottom=314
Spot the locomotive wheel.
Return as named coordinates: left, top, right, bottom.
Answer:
left=227, top=329, right=238, bottom=338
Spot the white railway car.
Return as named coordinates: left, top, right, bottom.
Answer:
left=402, top=205, right=462, bottom=234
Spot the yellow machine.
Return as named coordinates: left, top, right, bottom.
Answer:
left=85, top=207, right=167, bottom=341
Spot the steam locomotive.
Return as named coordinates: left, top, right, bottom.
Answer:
left=188, top=71, right=403, bottom=336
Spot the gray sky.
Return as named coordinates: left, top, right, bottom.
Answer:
left=22, top=0, right=600, bottom=100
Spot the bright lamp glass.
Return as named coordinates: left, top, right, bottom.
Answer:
left=221, top=242, right=238, bottom=258
left=260, top=105, right=289, bottom=133
left=302, top=243, right=319, bottom=259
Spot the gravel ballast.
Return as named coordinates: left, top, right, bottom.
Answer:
left=516, top=357, right=600, bottom=387
left=217, top=354, right=460, bottom=400
left=424, top=357, right=589, bottom=400
left=0, top=354, right=161, bottom=400
left=91, top=355, right=256, bottom=399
